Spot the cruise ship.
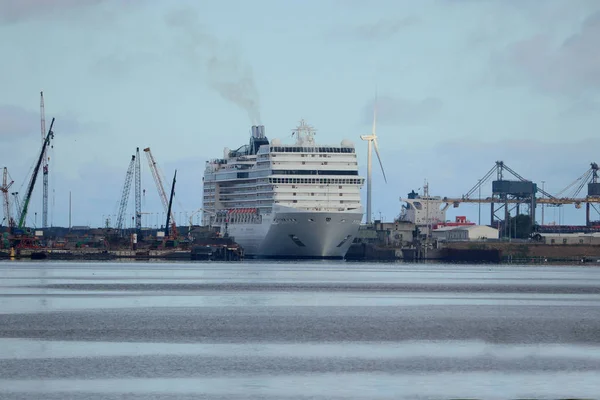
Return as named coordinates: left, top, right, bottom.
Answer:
left=202, top=120, right=365, bottom=258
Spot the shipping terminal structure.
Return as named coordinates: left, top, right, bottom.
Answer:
left=202, top=120, right=365, bottom=258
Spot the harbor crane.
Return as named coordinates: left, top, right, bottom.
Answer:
left=165, top=170, right=177, bottom=238
left=442, top=161, right=600, bottom=228
left=18, top=118, right=55, bottom=229
left=134, top=147, right=142, bottom=233
left=1, top=167, right=15, bottom=228
left=40, top=91, right=51, bottom=228
left=114, top=148, right=143, bottom=234
left=143, top=147, right=177, bottom=238
left=116, top=155, right=136, bottom=231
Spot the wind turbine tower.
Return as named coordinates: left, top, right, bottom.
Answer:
left=360, top=96, right=387, bottom=224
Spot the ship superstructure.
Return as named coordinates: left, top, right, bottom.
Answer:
left=202, top=120, right=364, bottom=258
left=399, top=184, right=450, bottom=226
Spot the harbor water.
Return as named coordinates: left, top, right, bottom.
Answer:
left=1, top=261, right=600, bottom=399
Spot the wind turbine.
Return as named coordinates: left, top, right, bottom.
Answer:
left=360, top=96, right=387, bottom=225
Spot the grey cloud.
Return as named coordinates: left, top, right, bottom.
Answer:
left=354, top=18, right=418, bottom=41
left=329, top=17, right=418, bottom=41
left=363, top=96, right=443, bottom=126
left=0, top=0, right=105, bottom=24
left=0, top=105, right=37, bottom=140
left=164, top=7, right=261, bottom=125
left=498, top=10, right=600, bottom=95
left=0, top=104, right=92, bottom=141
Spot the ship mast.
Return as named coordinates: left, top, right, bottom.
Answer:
left=292, top=119, right=316, bottom=146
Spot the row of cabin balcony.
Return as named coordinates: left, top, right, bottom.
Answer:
left=219, top=187, right=262, bottom=195
left=218, top=181, right=264, bottom=189
left=270, top=152, right=358, bottom=160
left=218, top=195, right=274, bottom=202
left=273, top=192, right=360, bottom=201
left=271, top=161, right=358, bottom=168
left=269, top=177, right=363, bottom=185
left=268, top=146, right=355, bottom=154
left=273, top=187, right=360, bottom=195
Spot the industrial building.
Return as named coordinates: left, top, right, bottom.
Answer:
left=432, top=225, right=499, bottom=242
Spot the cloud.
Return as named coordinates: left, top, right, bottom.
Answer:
left=0, top=105, right=37, bottom=140
left=330, top=18, right=418, bottom=41
left=0, top=104, right=94, bottom=143
left=497, top=10, right=600, bottom=96
left=164, top=7, right=262, bottom=125
left=362, top=96, right=443, bottom=126
left=0, top=0, right=106, bottom=24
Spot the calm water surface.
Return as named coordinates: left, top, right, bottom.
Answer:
left=0, top=260, right=599, bottom=399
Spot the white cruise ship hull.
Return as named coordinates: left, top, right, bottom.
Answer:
left=223, top=206, right=363, bottom=259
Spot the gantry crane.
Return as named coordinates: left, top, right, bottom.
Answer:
left=442, top=161, right=600, bottom=230
left=1, top=167, right=15, bottom=228
left=18, top=118, right=55, bottom=229
left=143, top=147, right=177, bottom=238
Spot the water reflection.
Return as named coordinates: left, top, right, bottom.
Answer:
left=0, top=261, right=599, bottom=399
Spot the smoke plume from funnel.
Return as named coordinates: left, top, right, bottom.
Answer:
left=165, top=8, right=261, bottom=125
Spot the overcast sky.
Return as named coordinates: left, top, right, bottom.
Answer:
left=1, top=0, right=599, bottom=228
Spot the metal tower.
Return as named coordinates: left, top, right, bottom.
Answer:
left=1, top=167, right=14, bottom=228
left=40, top=91, right=50, bottom=228
left=116, top=155, right=136, bottom=231
left=134, top=147, right=142, bottom=232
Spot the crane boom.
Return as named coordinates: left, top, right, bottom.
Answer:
left=19, top=118, right=55, bottom=228
left=143, top=147, right=169, bottom=210
left=165, top=170, right=177, bottom=237
left=116, top=155, right=136, bottom=230
left=143, top=147, right=177, bottom=236
left=12, top=193, right=21, bottom=223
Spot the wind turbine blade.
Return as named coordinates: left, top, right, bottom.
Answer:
left=373, top=138, right=387, bottom=183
